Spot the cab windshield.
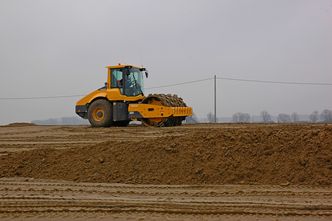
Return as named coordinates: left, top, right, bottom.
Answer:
left=123, top=68, right=144, bottom=96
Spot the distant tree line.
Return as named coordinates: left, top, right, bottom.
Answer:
left=230, top=109, right=332, bottom=123
left=232, top=112, right=250, bottom=123
left=274, top=109, right=332, bottom=123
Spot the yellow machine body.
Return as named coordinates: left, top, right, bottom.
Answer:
left=76, top=87, right=145, bottom=106
left=128, top=104, right=192, bottom=119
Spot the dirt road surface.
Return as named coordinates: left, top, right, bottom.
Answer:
left=0, top=123, right=331, bottom=220
left=0, top=177, right=331, bottom=221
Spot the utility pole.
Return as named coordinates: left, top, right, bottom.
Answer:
left=214, top=75, right=217, bottom=123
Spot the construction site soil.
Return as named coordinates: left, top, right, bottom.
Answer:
left=0, top=123, right=331, bottom=220
left=1, top=123, right=331, bottom=185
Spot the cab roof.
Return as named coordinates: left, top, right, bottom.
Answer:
left=106, top=64, right=144, bottom=69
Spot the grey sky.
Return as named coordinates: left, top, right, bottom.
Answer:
left=0, top=0, right=331, bottom=124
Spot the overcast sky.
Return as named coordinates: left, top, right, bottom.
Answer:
left=0, top=0, right=331, bottom=124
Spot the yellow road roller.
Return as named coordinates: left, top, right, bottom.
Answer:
left=75, top=64, right=192, bottom=127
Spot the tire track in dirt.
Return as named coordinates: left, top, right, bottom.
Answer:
left=1, top=182, right=331, bottom=197
left=0, top=125, right=185, bottom=155
left=0, top=179, right=331, bottom=219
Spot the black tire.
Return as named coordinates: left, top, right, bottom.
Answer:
left=113, top=120, right=130, bottom=127
left=88, top=99, right=112, bottom=127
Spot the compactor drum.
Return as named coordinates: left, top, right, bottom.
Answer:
left=75, top=64, right=192, bottom=127
left=141, top=94, right=187, bottom=127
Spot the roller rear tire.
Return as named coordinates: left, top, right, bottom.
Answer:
left=88, top=99, right=112, bottom=127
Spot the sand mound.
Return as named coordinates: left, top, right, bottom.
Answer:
left=0, top=125, right=331, bottom=185
left=4, top=122, right=36, bottom=127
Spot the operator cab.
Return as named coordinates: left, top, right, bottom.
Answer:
left=109, top=65, right=147, bottom=97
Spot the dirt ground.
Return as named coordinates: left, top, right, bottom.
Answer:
left=0, top=123, right=331, bottom=220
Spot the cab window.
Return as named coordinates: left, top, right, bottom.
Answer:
left=111, top=69, right=123, bottom=88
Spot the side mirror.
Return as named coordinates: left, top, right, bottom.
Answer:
left=145, top=71, right=149, bottom=78
left=104, top=82, right=108, bottom=87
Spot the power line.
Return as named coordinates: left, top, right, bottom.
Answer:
left=0, top=78, right=212, bottom=100
left=145, top=77, right=213, bottom=90
left=0, top=76, right=331, bottom=100
left=217, top=76, right=332, bottom=86
left=0, top=95, right=84, bottom=100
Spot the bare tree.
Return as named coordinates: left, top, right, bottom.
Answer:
left=277, top=113, right=291, bottom=123
left=261, top=110, right=272, bottom=123
left=291, top=112, right=299, bottom=123
left=233, top=112, right=250, bottom=123
left=320, top=109, right=332, bottom=122
left=309, top=111, right=319, bottom=123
